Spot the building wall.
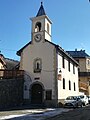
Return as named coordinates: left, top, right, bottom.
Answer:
left=20, top=41, right=57, bottom=104
left=79, top=58, right=86, bottom=72
left=57, top=54, right=79, bottom=102
left=78, top=58, right=90, bottom=72
left=19, top=40, right=79, bottom=106
left=0, top=62, right=2, bottom=69
left=79, top=76, right=88, bottom=83
left=0, top=78, right=24, bottom=109
left=77, top=58, right=90, bottom=95
left=0, top=62, right=4, bottom=69
left=0, top=60, right=5, bottom=77
left=79, top=76, right=89, bottom=95
left=45, top=18, right=51, bottom=41
left=86, top=58, right=90, bottom=71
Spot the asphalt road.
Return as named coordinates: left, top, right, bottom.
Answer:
left=0, top=107, right=69, bottom=120
left=0, top=106, right=90, bottom=120
left=46, top=106, right=90, bottom=120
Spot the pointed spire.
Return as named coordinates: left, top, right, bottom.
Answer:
left=36, top=2, right=46, bottom=17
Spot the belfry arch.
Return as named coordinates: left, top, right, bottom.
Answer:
left=35, top=22, right=42, bottom=32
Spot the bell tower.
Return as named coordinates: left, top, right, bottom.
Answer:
left=30, top=2, right=52, bottom=43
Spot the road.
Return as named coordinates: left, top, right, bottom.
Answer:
left=46, top=106, right=90, bottom=120
left=0, top=106, right=90, bottom=120
left=0, top=108, right=70, bottom=120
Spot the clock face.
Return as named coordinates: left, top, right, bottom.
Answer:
left=34, top=34, right=42, bottom=42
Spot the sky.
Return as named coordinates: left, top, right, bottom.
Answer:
left=0, top=0, right=90, bottom=60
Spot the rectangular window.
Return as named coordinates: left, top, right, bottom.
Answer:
left=74, top=82, right=76, bottom=91
left=69, top=81, right=71, bottom=90
left=62, top=56, right=65, bottom=68
left=34, top=58, right=42, bottom=73
left=68, top=60, right=70, bottom=72
left=63, top=78, right=65, bottom=89
left=73, top=64, right=75, bottom=74
left=46, top=90, right=52, bottom=100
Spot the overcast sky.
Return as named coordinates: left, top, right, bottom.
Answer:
left=0, top=0, right=90, bottom=60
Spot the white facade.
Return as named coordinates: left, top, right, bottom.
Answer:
left=57, top=53, right=79, bottom=101
left=20, top=41, right=56, bottom=97
left=17, top=3, right=79, bottom=106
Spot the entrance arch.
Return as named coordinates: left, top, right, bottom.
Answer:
left=30, top=83, right=44, bottom=104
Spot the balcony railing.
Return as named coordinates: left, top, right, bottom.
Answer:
left=0, top=69, right=24, bottom=79
left=79, top=72, right=90, bottom=77
left=79, top=81, right=88, bottom=91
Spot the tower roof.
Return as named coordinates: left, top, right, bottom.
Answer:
left=36, top=2, right=46, bottom=17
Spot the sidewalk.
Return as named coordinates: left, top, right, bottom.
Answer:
left=0, top=108, right=71, bottom=120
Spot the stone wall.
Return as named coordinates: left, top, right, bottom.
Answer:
left=0, top=78, right=24, bottom=109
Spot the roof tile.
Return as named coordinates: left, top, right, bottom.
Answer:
left=67, top=50, right=90, bottom=58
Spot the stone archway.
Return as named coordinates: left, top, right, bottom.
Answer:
left=31, top=83, right=43, bottom=104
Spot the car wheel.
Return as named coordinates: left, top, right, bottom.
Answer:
left=83, top=102, right=85, bottom=106
left=74, top=104, right=78, bottom=109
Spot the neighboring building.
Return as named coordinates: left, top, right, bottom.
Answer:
left=0, top=53, right=19, bottom=79
left=0, top=54, right=6, bottom=69
left=0, top=53, right=19, bottom=70
left=67, top=49, right=90, bottom=95
left=0, top=55, right=19, bottom=70
left=0, top=54, right=6, bottom=77
left=0, top=53, right=23, bottom=109
left=17, top=2, right=79, bottom=107
left=4, top=58, right=19, bottom=70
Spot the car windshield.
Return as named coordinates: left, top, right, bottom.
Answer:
left=66, top=96, right=76, bottom=100
left=80, top=96, right=84, bottom=98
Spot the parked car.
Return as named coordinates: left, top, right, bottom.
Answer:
left=79, top=95, right=88, bottom=106
left=64, top=96, right=83, bottom=108
left=87, top=95, right=90, bottom=104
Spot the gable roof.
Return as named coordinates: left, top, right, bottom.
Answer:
left=67, top=50, right=90, bottom=58
left=36, top=2, right=46, bottom=17
left=17, top=40, right=78, bottom=66
left=17, top=41, right=32, bottom=56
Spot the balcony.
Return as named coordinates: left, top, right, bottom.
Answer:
left=79, top=72, right=90, bottom=77
left=79, top=81, right=88, bottom=91
left=0, top=69, right=24, bottom=79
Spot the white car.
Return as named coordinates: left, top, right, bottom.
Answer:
left=79, top=95, right=88, bottom=106
left=64, top=96, right=83, bottom=108
left=87, top=95, right=90, bottom=104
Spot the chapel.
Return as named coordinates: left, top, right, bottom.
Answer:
left=17, top=2, right=79, bottom=107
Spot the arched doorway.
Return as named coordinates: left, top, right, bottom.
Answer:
left=31, top=83, right=43, bottom=104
